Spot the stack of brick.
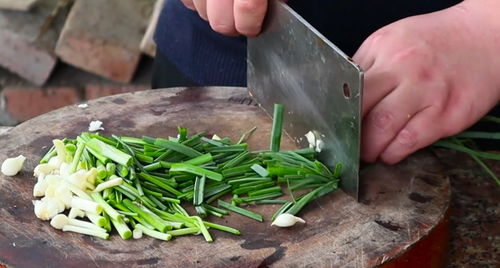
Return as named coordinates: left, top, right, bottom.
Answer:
left=55, top=0, right=155, bottom=83
left=0, top=0, right=164, bottom=125
left=0, top=0, right=66, bottom=86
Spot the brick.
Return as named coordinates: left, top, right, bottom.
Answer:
left=84, top=84, right=148, bottom=100
left=0, top=0, right=38, bottom=11
left=2, top=86, right=80, bottom=121
left=0, top=0, right=68, bottom=85
left=56, top=0, right=154, bottom=83
left=140, top=0, right=165, bottom=57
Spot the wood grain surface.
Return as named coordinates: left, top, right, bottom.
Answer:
left=0, top=87, right=451, bottom=267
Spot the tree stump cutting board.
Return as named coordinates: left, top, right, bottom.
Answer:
left=0, top=87, right=451, bottom=268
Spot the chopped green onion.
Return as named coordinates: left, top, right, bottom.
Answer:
left=135, top=224, right=172, bottom=241
left=170, top=163, right=223, bottom=181
left=193, top=175, right=206, bottom=206
left=86, top=138, right=132, bottom=166
left=250, top=164, right=269, bottom=177
left=270, top=104, right=284, bottom=152
left=154, top=139, right=203, bottom=158
left=203, top=221, right=240, bottom=235
left=217, top=200, right=263, bottom=222
left=192, top=216, right=212, bottom=242
left=167, top=227, right=200, bottom=236
left=90, top=192, right=122, bottom=221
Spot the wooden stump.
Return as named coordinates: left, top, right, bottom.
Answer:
left=0, top=87, right=451, bottom=267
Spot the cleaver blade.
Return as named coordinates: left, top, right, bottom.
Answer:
left=247, top=1, right=363, bottom=199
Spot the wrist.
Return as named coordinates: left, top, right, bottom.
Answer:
left=455, top=0, right=500, bottom=100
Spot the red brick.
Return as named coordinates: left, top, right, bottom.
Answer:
left=0, top=0, right=65, bottom=85
left=84, top=84, right=148, bottom=100
left=2, top=87, right=81, bottom=121
left=55, top=0, right=154, bottom=83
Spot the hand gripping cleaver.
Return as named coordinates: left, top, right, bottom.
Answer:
left=247, top=0, right=363, bottom=199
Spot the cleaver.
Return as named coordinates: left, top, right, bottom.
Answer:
left=247, top=1, right=363, bottom=199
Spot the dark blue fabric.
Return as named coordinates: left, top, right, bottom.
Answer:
left=154, top=0, right=246, bottom=86
left=154, top=0, right=461, bottom=87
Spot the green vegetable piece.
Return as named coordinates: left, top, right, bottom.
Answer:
left=122, top=199, right=170, bottom=233
left=69, top=141, right=85, bottom=174
left=86, top=138, right=132, bottom=166
left=237, top=126, right=257, bottom=144
left=170, top=163, right=223, bottom=181
left=248, top=186, right=282, bottom=197
left=203, top=221, right=240, bottom=235
left=250, top=164, right=269, bottom=177
left=167, top=227, right=200, bottom=237
left=139, top=172, right=183, bottom=196
left=154, top=139, right=203, bottom=158
left=184, top=153, right=213, bottom=166
left=217, top=200, right=263, bottom=222
left=135, top=224, right=172, bottom=241
left=193, top=175, right=206, bottom=206
left=90, top=192, right=122, bottom=221
left=192, top=216, right=212, bottom=242
left=270, top=104, right=284, bottom=152
left=109, top=217, right=132, bottom=240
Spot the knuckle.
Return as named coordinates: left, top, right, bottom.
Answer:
left=391, top=45, right=432, bottom=66
left=372, top=110, right=395, bottom=131
left=369, top=30, right=387, bottom=47
left=395, top=128, right=418, bottom=149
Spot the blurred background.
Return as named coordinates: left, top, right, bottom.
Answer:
left=0, top=0, right=163, bottom=126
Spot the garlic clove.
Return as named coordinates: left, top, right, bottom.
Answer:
left=1, top=155, right=26, bottom=176
left=271, top=213, right=306, bottom=227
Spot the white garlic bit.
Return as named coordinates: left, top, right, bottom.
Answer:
left=271, top=213, right=306, bottom=227
left=88, top=120, right=104, bottom=132
left=305, top=131, right=325, bottom=153
left=78, top=103, right=89, bottom=109
left=1, top=155, right=26, bottom=176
